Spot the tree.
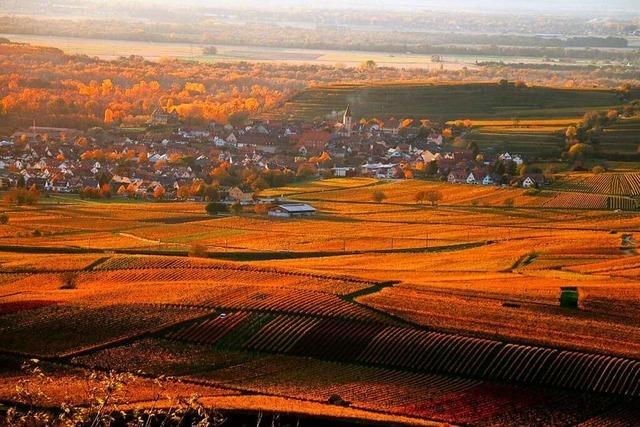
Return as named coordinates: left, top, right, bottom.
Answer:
left=229, top=201, right=242, bottom=215
left=360, top=60, right=376, bottom=71
left=100, top=183, right=111, bottom=198
left=568, top=143, right=592, bottom=160
left=189, top=243, right=208, bottom=258
left=426, top=160, right=438, bottom=176
left=426, top=190, right=443, bottom=207
left=0, top=213, right=8, bottom=224
left=254, top=204, right=271, bottom=215
left=153, top=184, right=165, bottom=200
left=203, top=184, right=221, bottom=202
left=59, top=272, right=77, bottom=290
left=203, top=46, right=218, bottom=55
left=414, top=191, right=427, bottom=204
left=205, top=202, right=227, bottom=215
left=177, top=186, right=190, bottom=200
left=517, top=164, right=528, bottom=176
left=228, top=111, right=249, bottom=128
left=592, top=165, right=606, bottom=174
left=372, top=190, right=386, bottom=203
left=103, top=108, right=114, bottom=125
left=4, top=187, right=39, bottom=205
left=504, top=198, right=515, bottom=209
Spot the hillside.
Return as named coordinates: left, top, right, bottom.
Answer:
left=267, top=82, right=627, bottom=122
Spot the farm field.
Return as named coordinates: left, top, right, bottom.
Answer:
left=0, top=33, right=583, bottom=71
left=2, top=175, right=640, bottom=425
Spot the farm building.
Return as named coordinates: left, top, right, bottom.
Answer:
left=268, top=203, right=317, bottom=218
left=560, top=286, right=579, bottom=308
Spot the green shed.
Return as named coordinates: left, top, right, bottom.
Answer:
left=560, top=287, right=579, bottom=309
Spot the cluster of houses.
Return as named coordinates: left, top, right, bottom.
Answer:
left=0, top=107, right=547, bottom=202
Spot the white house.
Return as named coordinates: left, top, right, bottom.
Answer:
left=427, top=134, right=443, bottom=146
left=268, top=203, right=317, bottom=218
left=225, top=133, right=238, bottom=145
left=522, top=176, right=537, bottom=188
left=482, top=174, right=496, bottom=186
left=467, top=171, right=487, bottom=185
left=361, top=163, right=398, bottom=179
left=421, top=150, right=439, bottom=163
left=332, top=167, right=356, bottom=177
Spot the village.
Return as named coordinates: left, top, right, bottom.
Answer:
left=0, top=106, right=547, bottom=211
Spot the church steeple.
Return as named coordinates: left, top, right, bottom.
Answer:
left=342, top=105, right=353, bottom=136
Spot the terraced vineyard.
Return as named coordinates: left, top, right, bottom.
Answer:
left=167, top=311, right=640, bottom=398
left=0, top=303, right=211, bottom=357
left=593, top=116, right=640, bottom=155
left=268, top=83, right=623, bottom=121
left=561, top=173, right=640, bottom=196
left=543, top=192, right=637, bottom=210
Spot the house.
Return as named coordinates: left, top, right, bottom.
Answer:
left=268, top=203, right=317, bottom=218
left=332, top=167, right=356, bottom=177
left=522, top=174, right=544, bottom=188
left=361, top=163, right=399, bottom=179
left=421, top=150, right=439, bottom=163
left=447, top=170, right=468, bottom=184
left=482, top=174, right=496, bottom=186
left=149, top=106, right=180, bottom=126
left=228, top=185, right=254, bottom=204
left=383, top=118, right=400, bottom=135
left=298, top=130, right=332, bottom=153
left=467, top=169, right=488, bottom=185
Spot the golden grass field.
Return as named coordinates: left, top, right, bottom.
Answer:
left=1, top=176, right=640, bottom=425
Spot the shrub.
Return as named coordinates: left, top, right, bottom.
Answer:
left=254, top=204, right=272, bottom=215
left=189, top=243, right=208, bottom=258
left=371, top=190, right=386, bottom=203
left=426, top=190, right=443, bottom=206
left=59, top=272, right=78, bottom=290
left=3, top=187, right=39, bottom=205
left=229, top=202, right=242, bottom=215
left=205, top=202, right=227, bottom=215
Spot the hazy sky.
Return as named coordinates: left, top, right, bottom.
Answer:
left=169, top=0, right=640, bottom=14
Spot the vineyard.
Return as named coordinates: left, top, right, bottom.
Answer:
left=2, top=179, right=640, bottom=425
left=559, top=173, right=640, bottom=197
left=543, top=192, right=637, bottom=210
left=358, top=284, right=640, bottom=360
left=271, top=83, right=622, bottom=122
left=163, top=309, right=640, bottom=398
left=0, top=303, right=211, bottom=357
